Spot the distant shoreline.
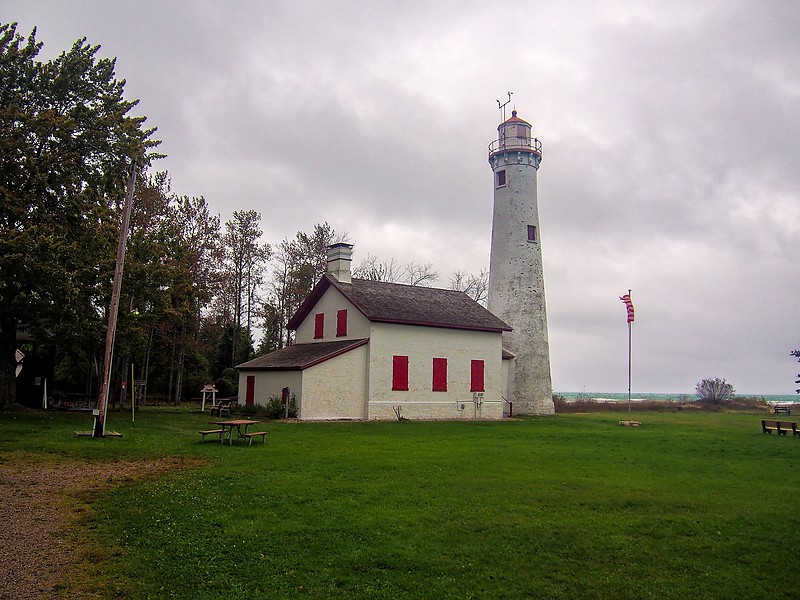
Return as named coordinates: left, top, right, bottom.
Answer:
left=555, top=392, right=799, bottom=404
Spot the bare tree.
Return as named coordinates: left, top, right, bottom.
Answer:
left=353, top=254, right=402, bottom=282
left=353, top=255, right=438, bottom=287
left=695, top=377, right=735, bottom=403
left=404, top=262, right=439, bottom=287
left=450, top=268, right=488, bottom=305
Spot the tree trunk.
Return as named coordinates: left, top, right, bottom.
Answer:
left=118, top=355, right=129, bottom=411
left=0, top=311, right=17, bottom=408
left=167, top=333, right=176, bottom=405
left=174, top=321, right=186, bottom=405
left=142, top=325, right=153, bottom=404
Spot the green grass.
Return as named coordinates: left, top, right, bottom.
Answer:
left=2, top=408, right=799, bottom=598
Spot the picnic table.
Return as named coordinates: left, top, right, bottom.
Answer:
left=202, top=419, right=268, bottom=445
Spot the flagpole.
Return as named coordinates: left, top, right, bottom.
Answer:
left=628, top=310, right=632, bottom=417
left=619, top=289, right=634, bottom=417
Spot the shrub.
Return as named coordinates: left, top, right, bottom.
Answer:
left=263, top=394, right=298, bottom=419
left=238, top=403, right=270, bottom=417
left=695, top=378, right=735, bottom=403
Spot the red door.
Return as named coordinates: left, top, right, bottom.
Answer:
left=246, top=376, right=255, bottom=406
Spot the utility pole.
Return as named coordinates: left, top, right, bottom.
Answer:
left=94, top=164, right=137, bottom=437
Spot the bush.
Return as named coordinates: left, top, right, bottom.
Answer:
left=696, top=377, right=735, bottom=403
left=214, top=368, right=239, bottom=397
left=238, top=403, right=270, bottom=417
left=262, top=394, right=297, bottom=419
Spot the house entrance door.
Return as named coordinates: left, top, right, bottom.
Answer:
left=245, top=375, right=255, bottom=406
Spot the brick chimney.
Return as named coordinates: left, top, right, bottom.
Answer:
left=326, top=243, right=353, bottom=283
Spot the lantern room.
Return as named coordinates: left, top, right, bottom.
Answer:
left=488, top=110, right=542, bottom=157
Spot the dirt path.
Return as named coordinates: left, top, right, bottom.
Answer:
left=0, top=457, right=202, bottom=599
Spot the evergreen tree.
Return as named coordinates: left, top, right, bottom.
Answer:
left=0, top=23, right=159, bottom=407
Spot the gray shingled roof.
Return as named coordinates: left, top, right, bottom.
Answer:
left=288, top=275, right=511, bottom=332
left=236, top=338, right=368, bottom=371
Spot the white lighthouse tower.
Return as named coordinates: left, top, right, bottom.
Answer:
left=487, top=104, right=554, bottom=415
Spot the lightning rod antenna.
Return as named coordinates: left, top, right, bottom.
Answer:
left=497, top=91, right=513, bottom=122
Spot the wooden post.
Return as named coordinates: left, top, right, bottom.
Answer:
left=94, top=164, right=137, bottom=437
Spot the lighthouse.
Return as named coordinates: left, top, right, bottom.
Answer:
left=487, top=107, right=554, bottom=415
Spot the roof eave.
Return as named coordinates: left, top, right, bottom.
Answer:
left=286, top=275, right=334, bottom=330
left=235, top=338, right=369, bottom=372
left=301, top=338, right=369, bottom=369
left=371, top=317, right=511, bottom=333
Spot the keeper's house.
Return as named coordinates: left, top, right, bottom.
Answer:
left=235, top=243, right=512, bottom=420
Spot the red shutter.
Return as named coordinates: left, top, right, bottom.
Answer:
left=432, top=358, right=447, bottom=392
left=392, top=356, right=408, bottom=391
left=314, top=313, right=324, bottom=339
left=470, top=360, right=485, bottom=392
left=336, top=309, right=347, bottom=337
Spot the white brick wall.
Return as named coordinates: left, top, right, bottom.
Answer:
left=367, top=323, right=504, bottom=420
left=488, top=152, right=554, bottom=415
left=294, top=286, right=370, bottom=344
left=300, top=344, right=368, bottom=420
left=239, top=370, right=302, bottom=408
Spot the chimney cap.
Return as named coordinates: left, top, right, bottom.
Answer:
left=327, top=242, right=353, bottom=251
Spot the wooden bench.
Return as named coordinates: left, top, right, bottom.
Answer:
left=761, top=420, right=799, bottom=436
left=240, top=431, right=268, bottom=446
left=210, top=401, right=232, bottom=418
left=199, top=428, right=224, bottom=442
left=773, top=405, right=792, bottom=415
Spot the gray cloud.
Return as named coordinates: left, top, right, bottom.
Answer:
left=7, top=0, right=798, bottom=394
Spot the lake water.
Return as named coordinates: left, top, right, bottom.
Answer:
left=555, top=391, right=799, bottom=405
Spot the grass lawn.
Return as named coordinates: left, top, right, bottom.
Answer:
left=1, top=408, right=798, bottom=599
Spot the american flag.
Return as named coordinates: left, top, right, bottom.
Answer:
left=619, top=293, right=635, bottom=323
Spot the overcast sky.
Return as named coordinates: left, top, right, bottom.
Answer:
left=6, top=1, right=798, bottom=395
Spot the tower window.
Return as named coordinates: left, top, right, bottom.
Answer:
left=527, top=225, right=537, bottom=243
left=496, top=170, right=506, bottom=187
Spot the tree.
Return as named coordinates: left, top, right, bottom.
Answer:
left=0, top=23, right=159, bottom=407
left=405, top=261, right=439, bottom=287
left=219, top=210, right=269, bottom=366
left=695, top=377, right=735, bottom=403
left=352, top=254, right=402, bottom=283
left=352, top=255, right=439, bottom=286
left=160, top=193, right=221, bottom=403
left=450, top=269, right=488, bottom=305
left=265, top=222, right=345, bottom=348
left=791, top=348, right=800, bottom=394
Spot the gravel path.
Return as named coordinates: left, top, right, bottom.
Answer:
left=0, top=457, right=200, bottom=599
